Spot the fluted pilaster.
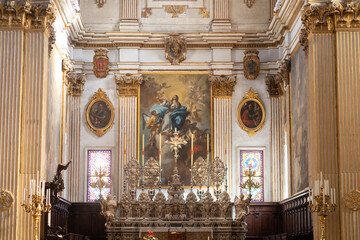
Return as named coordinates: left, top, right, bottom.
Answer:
left=212, top=0, right=231, bottom=32
left=115, top=74, right=143, bottom=198
left=65, top=72, right=85, bottom=202
left=120, top=0, right=139, bottom=31
left=209, top=75, right=236, bottom=195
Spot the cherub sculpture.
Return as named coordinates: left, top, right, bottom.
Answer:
left=234, top=193, right=251, bottom=224
left=100, top=194, right=117, bottom=227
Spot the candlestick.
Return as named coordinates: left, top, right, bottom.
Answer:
left=206, top=134, right=209, bottom=165
left=159, top=133, right=162, bottom=167
left=142, top=134, right=145, bottom=167
left=191, top=134, right=194, bottom=166
left=124, top=133, right=127, bottom=165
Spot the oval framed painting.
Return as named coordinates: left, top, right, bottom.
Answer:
left=86, top=88, right=114, bottom=137
left=237, top=88, right=265, bottom=136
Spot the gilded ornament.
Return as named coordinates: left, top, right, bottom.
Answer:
left=66, top=72, right=85, bottom=97
left=165, top=5, right=186, bottom=18
left=237, top=88, right=265, bottom=136
left=199, top=8, right=209, bottom=18
left=244, top=0, right=255, bottom=8
left=115, top=73, right=143, bottom=96
left=265, top=74, right=284, bottom=98
left=191, top=157, right=208, bottom=188
left=141, top=8, right=152, bottom=18
left=344, top=190, right=360, bottom=211
left=210, top=157, right=226, bottom=191
left=86, top=89, right=115, bottom=137
left=165, top=34, right=187, bottom=65
left=209, top=75, right=237, bottom=97
left=93, top=48, right=110, bottom=78
left=243, top=49, right=260, bottom=80
left=0, top=190, right=14, bottom=212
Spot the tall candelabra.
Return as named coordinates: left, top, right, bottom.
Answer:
left=22, top=172, right=51, bottom=240
left=90, top=169, right=111, bottom=200
left=308, top=172, right=336, bottom=240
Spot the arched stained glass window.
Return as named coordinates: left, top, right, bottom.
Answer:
left=87, top=150, right=111, bottom=202
left=240, top=150, right=264, bottom=202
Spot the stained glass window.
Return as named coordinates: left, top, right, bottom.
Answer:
left=240, top=150, right=264, bottom=202
left=87, top=150, right=111, bottom=202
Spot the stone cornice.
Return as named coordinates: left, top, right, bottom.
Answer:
left=209, top=75, right=237, bottom=97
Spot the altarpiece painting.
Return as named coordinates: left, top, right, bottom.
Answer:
left=140, top=74, right=211, bottom=186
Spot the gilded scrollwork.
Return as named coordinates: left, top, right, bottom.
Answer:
left=344, top=190, right=360, bottom=211
left=0, top=190, right=14, bottom=212
left=165, top=34, right=187, bottom=65
left=191, top=157, right=208, bottom=188
left=209, top=75, right=237, bottom=97
left=115, top=73, right=143, bottom=96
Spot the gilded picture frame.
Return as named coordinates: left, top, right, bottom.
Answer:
left=86, top=88, right=115, bottom=137
left=237, top=88, right=265, bottom=136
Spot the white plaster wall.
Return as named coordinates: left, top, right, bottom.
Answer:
left=231, top=73, right=271, bottom=202
left=230, top=0, right=271, bottom=32
left=79, top=73, right=119, bottom=201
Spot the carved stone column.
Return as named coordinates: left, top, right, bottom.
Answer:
left=300, top=2, right=360, bottom=239
left=120, top=0, right=139, bottom=31
left=265, top=60, right=290, bottom=202
left=0, top=1, right=56, bottom=239
left=209, top=75, right=236, bottom=195
left=65, top=72, right=85, bottom=202
left=115, top=73, right=143, bottom=198
left=212, top=0, right=231, bottom=32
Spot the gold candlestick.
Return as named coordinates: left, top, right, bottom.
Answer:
left=90, top=169, right=111, bottom=200
left=22, top=193, right=51, bottom=240
left=308, top=186, right=336, bottom=240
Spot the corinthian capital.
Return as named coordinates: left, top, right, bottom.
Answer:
left=209, top=75, right=237, bottom=97
left=115, top=74, right=143, bottom=96
left=66, top=72, right=86, bottom=97
left=265, top=60, right=290, bottom=98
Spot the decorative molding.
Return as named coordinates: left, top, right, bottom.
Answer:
left=93, top=48, right=110, bottom=78
left=165, top=5, right=186, bottom=18
left=141, top=7, right=152, bottom=18
left=0, top=190, right=14, bottom=212
left=344, top=190, right=360, bottom=211
left=265, top=60, right=290, bottom=98
left=62, top=57, right=73, bottom=74
left=165, top=34, right=187, bottom=65
left=274, top=0, right=284, bottom=14
left=115, top=73, right=143, bottom=96
left=243, top=49, right=260, bottom=80
left=85, top=89, right=115, bottom=137
left=301, top=1, right=360, bottom=53
left=209, top=75, right=237, bottom=97
left=65, top=72, right=86, bottom=97
left=0, top=0, right=56, bottom=54
left=244, top=0, right=255, bottom=8
left=96, top=0, right=107, bottom=8
left=265, top=74, right=284, bottom=98
left=199, top=8, right=209, bottom=18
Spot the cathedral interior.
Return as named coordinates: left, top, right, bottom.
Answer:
left=0, top=0, right=359, bottom=239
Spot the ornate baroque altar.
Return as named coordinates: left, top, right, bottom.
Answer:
left=100, top=132, right=257, bottom=240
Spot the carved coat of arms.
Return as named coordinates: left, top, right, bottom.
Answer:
left=93, top=48, right=109, bottom=78
left=243, top=49, right=260, bottom=80
left=165, top=34, right=186, bottom=65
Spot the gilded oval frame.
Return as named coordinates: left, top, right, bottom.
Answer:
left=237, top=88, right=265, bottom=136
left=86, top=88, right=115, bottom=137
